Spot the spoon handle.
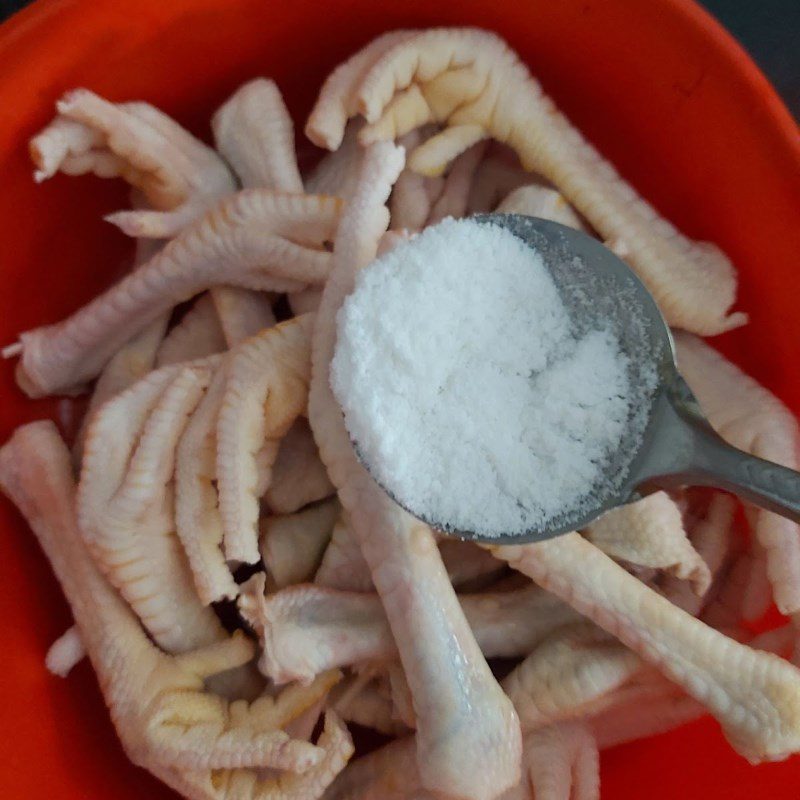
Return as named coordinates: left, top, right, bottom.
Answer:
left=634, top=384, right=800, bottom=523
left=681, top=425, right=800, bottom=522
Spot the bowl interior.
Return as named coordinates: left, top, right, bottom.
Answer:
left=0, top=0, right=798, bottom=798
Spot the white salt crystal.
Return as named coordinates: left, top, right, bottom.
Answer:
left=331, top=217, right=645, bottom=537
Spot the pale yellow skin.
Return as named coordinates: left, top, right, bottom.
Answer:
left=466, top=145, right=533, bottom=214
left=315, top=517, right=506, bottom=593
left=210, top=79, right=300, bottom=350
left=502, top=623, right=642, bottom=732
left=78, top=362, right=227, bottom=653
left=588, top=624, right=795, bottom=751
left=314, top=511, right=374, bottom=592
left=496, top=183, right=587, bottom=231
left=72, top=238, right=169, bottom=465
left=175, top=364, right=239, bottom=605
left=426, top=140, right=488, bottom=225
left=389, top=128, right=445, bottom=232
left=216, top=316, right=315, bottom=565
left=45, top=624, right=86, bottom=678
left=325, top=622, right=795, bottom=800
left=212, top=78, right=303, bottom=194
left=156, top=294, right=227, bottom=367
left=261, top=499, right=339, bottom=589
left=522, top=721, right=600, bottom=800
left=325, top=723, right=599, bottom=800
left=585, top=492, right=711, bottom=595
left=288, top=288, right=324, bottom=317
left=31, top=86, right=282, bottom=354
left=661, top=493, right=738, bottom=616
left=437, top=539, right=505, bottom=590
left=211, top=287, right=277, bottom=348
left=265, top=420, right=335, bottom=515
left=305, top=121, right=366, bottom=203
left=305, top=31, right=416, bottom=151
left=330, top=675, right=409, bottom=737
left=75, top=315, right=170, bottom=462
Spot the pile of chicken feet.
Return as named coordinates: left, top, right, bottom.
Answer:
left=2, top=28, right=800, bottom=800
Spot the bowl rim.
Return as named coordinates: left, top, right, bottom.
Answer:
left=0, top=2, right=798, bottom=797
left=0, top=0, right=797, bottom=162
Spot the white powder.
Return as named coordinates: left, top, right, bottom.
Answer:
left=331, top=217, right=645, bottom=537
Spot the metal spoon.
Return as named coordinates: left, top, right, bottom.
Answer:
left=358, top=213, right=800, bottom=545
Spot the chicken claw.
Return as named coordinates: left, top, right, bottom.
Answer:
left=158, top=709, right=353, bottom=800
left=502, top=623, right=641, bottom=730
left=0, top=421, right=346, bottom=777
left=265, top=420, right=335, bottom=514
left=662, top=492, right=737, bottom=615
left=305, top=121, right=366, bottom=203
left=9, top=190, right=340, bottom=397
left=308, top=140, right=521, bottom=799
left=331, top=674, right=409, bottom=737
left=213, top=78, right=303, bottom=193
left=78, top=362, right=226, bottom=652
left=585, top=491, right=711, bottom=595
left=676, top=332, right=800, bottom=618
left=73, top=314, right=169, bottom=464
left=211, top=79, right=299, bottom=346
left=309, top=27, right=745, bottom=335
left=523, top=721, right=600, bottom=800
left=157, top=294, right=227, bottom=367
left=427, top=140, right=488, bottom=225
left=211, top=287, right=277, bottom=347
left=31, top=90, right=235, bottom=235
left=175, top=364, right=238, bottom=604
left=217, top=315, right=315, bottom=564
left=240, top=581, right=581, bottom=684
left=305, top=31, right=415, bottom=150
left=314, top=512, right=374, bottom=592
left=326, top=722, right=598, bottom=800
left=496, top=183, right=586, bottom=231
left=493, top=534, right=800, bottom=763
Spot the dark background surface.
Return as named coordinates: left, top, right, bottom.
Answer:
left=0, top=0, right=797, bottom=115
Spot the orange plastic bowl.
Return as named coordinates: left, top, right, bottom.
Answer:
left=0, top=0, right=798, bottom=797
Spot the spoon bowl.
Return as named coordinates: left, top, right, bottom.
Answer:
left=359, top=214, right=800, bottom=544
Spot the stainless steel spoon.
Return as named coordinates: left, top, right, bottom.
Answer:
left=358, top=213, right=800, bottom=545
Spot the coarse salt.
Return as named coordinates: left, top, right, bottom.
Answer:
left=331, top=217, right=644, bottom=537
